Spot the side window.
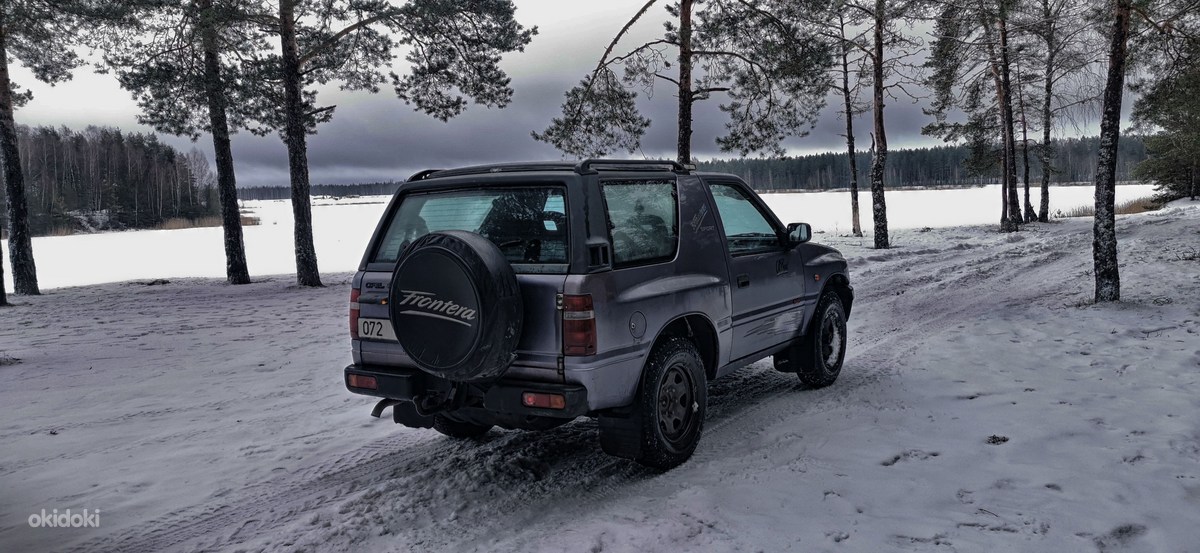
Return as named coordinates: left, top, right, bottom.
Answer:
left=708, top=182, right=780, bottom=255
left=601, top=180, right=678, bottom=266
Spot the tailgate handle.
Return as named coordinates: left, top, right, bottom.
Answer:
left=736, top=274, right=750, bottom=288
left=358, top=293, right=388, bottom=305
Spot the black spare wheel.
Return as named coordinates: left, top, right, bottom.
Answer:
left=389, top=230, right=523, bottom=382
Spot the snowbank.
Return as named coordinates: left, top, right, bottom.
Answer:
left=2, top=184, right=1157, bottom=291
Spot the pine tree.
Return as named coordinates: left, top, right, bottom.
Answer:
left=258, top=0, right=536, bottom=287
left=924, top=0, right=1024, bottom=233
left=1129, top=21, right=1200, bottom=201
left=535, top=0, right=834, bottom=164
left=0, top=1, right=106, bottom=294
left=100, top=0, right=260, bottom=285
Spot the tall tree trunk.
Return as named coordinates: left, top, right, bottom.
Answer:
left=1038, top=46, right=1053, bottom=222
left=0, top=17, right=39, bottom=295
left=979, top=2, right=1013, bottom=231
left=1038, top=0, right=1061, bottom=223
left=840, top=17, right=862, bottom=237
left=985, top=34, right=1012, bottom=230
left=198, top=0, right=251, bottom=285
left=1020, top=103, right=1034, bottom=222
left=677, top=0, right=693, bottom=166
left=279, top=0, right=322, bottom=287
left=869, top=1, right=889, bottom=249
left=1092, top=0, right=1130, bottom=303
left=1, top=241, right=7, bottom=306
left=1191, top=165, right=1196, bottom=200
left=998, top=11, right=1021, bottom=229
left=1015, top=62, right=1035, bottom=222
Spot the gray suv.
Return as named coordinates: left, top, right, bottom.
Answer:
left=345, top=160, right=853, bottom=469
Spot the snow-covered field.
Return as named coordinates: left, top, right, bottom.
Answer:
left=1, top=195, right=1198, bottom=553
left=2, top=183, right=1157, bottom=291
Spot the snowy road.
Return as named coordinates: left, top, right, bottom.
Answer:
left=2, top=200, right=1198, bottom=552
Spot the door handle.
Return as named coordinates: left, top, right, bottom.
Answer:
left=736, top=274, right=750, bottom=288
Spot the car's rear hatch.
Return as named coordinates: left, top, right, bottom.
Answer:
left=353, top=179, right=579, bottom=382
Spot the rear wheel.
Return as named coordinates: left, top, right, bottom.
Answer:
left=432, top=415, right=492, bottom=439
left=634, top=338, right=707, bottom=470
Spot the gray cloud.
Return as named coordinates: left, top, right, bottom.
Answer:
left=10, top=0, right=1118, bottom=187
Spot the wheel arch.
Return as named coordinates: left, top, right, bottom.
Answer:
left=823, top=273, right=854, bottom=319
left=648, top=313, right=719, bottom=380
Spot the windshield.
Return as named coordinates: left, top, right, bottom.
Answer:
left=372, top=186, right=569, bottom=271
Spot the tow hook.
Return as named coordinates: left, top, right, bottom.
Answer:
left=413, top=383, right=464, bottom=416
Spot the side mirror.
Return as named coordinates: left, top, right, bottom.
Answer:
left=786, top=222, right=812, bottom=245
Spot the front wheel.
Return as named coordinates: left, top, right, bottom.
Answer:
left=634, top=338, right=707, bottom=470
left=775, top=290, right=847, bottom=388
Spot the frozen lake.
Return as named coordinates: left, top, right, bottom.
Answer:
left=3, top=183, right=1158, bottom=290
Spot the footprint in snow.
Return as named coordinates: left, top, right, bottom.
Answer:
left=1092, top=523, right=1148, bottom=552
left=881, top=450, right=940, bottom=466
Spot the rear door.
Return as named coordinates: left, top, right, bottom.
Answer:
left=356, top=185, right=570, bottom=375
left=706, top=180, right=806, bottom=361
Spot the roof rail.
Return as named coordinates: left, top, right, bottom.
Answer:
left=406, top=169, right=442, bottom=181
left=407, top=159, right=691, bottom=181
left=575, top=159, right=691, bottom=175
left=415, top=162, right=577, bottom=180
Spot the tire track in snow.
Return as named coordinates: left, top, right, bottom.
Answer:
left=68, top=227, right=1084, bottom=552
left=66, top=431, right=439, bottom=553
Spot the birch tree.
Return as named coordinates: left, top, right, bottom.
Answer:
left=808, top=1, right=871, bottom=236
left=1092, top=0, right=1198, bottom=302
left=847, top=0, right=923, bottom=248
left=1021, top=0, right=1101, bottom=222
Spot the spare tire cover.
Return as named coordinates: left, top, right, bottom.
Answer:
left=389, top=230, right=523, bottom=382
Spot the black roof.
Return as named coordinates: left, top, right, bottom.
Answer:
left=407, top=159, right=694, bottom=182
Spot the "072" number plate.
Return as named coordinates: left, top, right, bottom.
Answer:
left=357, top=318, right=398, bottom=341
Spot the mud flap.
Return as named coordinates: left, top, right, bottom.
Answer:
left=393, top=401, right=435, bottom=428
left=598, top=406, right=643, bottom=460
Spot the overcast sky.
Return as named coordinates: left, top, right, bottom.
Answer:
left=10, top=0, right=1114, bottom=187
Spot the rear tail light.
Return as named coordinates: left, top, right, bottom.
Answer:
left=522, top=392, right=566, bottom=410
left=347, top=374, right=377, bottom=390
left=349, top=288, right=361, bottom=339
left=562, top=294, right=596, bottom=356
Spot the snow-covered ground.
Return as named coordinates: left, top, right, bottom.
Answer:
left=2, top=184, right=1157, bottom=291
left=1, top=196, right=1197, bottom=553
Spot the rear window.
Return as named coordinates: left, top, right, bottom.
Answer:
left=601, top=179, right=678, bottom=266
left=373, top=187, right=569, bottom=271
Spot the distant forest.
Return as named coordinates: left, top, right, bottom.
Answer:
left=698, top=136, right=1150, bottom=191
left=3, top=129, right=1154, bottom=238
left=239, top=135, right=1150, bottom=202
left=0, top=125, right=218, bottom=236
left=239, top=182, right=402, bottom=201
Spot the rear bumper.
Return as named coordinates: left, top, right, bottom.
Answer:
left=344, top=364, right=589, bottom=419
